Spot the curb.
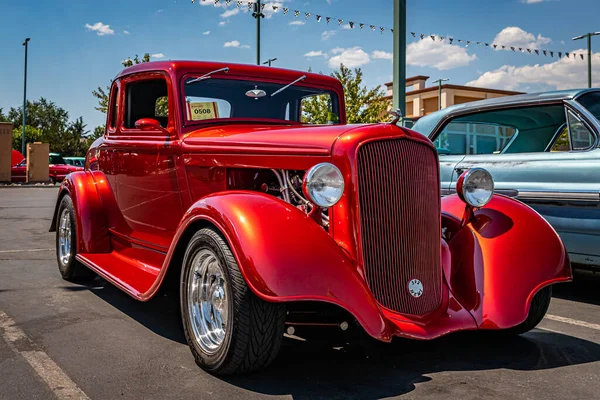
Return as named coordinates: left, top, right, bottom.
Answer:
left=0, top=185, right=59, bottom=189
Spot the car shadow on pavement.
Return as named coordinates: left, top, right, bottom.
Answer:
left=66, top=278, right=600, bottom=400
left=553, top=269, right=600, bottom=306
left=63, top=279, right=186, bottom=344
left=226, top=331, right=600, bottom=400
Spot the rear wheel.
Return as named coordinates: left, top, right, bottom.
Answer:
left=180, top=228, right=285, bottom=375
left=503, top=286, right=552, bottom=335
left=55, top=195, right=96, bottom=281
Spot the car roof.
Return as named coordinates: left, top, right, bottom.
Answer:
left=412, top=88, right=600, bottom=135
left=115, top=60, right=341, bottom=88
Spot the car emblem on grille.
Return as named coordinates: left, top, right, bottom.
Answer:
left=408, top=279, right=423, bottom=298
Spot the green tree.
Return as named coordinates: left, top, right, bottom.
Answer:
left=303, top=64, right=391, bottom=124
left=94, top=53, right=152, bottom=113
left=12, top=125, right=43, bottom=151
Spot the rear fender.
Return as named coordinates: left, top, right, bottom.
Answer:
left=49, top=171, right=111, bottom=254
left=164, top=191, right=391, bottom=341
left=441, top=194, right=572, bottom=329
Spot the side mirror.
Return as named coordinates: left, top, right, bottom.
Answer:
left=135, top=118, right=163, bottom=131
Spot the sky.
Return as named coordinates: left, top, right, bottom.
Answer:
left=1, top=0, right=599, bottom=130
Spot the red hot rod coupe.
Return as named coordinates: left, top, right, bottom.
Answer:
left=50, top=61, right=571, bottom=375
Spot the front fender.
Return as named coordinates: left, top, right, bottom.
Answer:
left=169, top=191, right=391, bottom=341
left=49, top=171, right=111, bottom=254
left=442, top=194, right=572, bottom=329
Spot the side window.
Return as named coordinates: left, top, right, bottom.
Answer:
left=433, top=122, right=517, bottom=155
left=108, top=86, right=118, bottom=130
left=301, top=94, right=338, bottom=125
left=124, top=78, right=169, bottom=129
left=550, top=126, right=570, bottom=152
left=566, top=110, right=594, bottom=150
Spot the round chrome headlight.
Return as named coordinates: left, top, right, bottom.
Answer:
left=302, top=163, right=344, bottom=208
left=457, top=168, right=494, bottom=208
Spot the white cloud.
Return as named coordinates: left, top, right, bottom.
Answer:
left=321, top=30, right=336, bottom=40
left=155, top=9, right=164, bottom=14
left=467, top=48, right=597, bottom=91
left=151, top=53, right=165, bottom=59
left=341, top=24, right=352, bottom=30
left=200, top=0, right=227, bottom=7
left=521, top=0, right=551, bottom=3
left=372, top=50, right=392, bottom=60
left=224, top=40, right=250, bottom=49
left=328, top=46, right=370, bottom=68
left=218, top=21, right=227, bottom=26
left=203, top=30, right=211, bottom=35
left=289, top=20, right=305, bottom=26
left=330, top=47, right=344, bottom=54
left=304, top=50, right=326, bottom=57
left=85, top=22, right=114, bottom=36
left=406, top=37, right=477, bottom=70
left=220, top=8, right=239, bottom=18
left=123, top=30, right=130, bottom=35
left=492, top=27, right=551, bottom=50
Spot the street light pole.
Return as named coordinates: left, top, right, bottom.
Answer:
left=573, top=32, right=600, bottom=88
left=21, top=38, right=30, bottom=157
left=392, top=0, right=406, bottom=122
left=253, top=0, right=264, bottom=65
left=432, top=78, right=449, bottom=110
left=262, top=58, right=277, bottom=67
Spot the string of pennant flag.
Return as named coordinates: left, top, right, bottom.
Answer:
left=192, top=0, right=589, bottom=61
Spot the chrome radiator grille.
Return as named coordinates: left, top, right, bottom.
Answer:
left=357, top=138, right=442, bottom=316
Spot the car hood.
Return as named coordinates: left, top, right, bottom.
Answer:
left=182, top=124, right=368, bottom=156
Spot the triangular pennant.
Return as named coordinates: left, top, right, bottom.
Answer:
left=527, top=49, right=532, bottom=53
left=476, top=41, right=481, bottom=45
left=440, top=36, right=445, bottom=42
left=493, top=44, right=497, bottom=49
left=326, top=17, right=331, bottom=24
left=380, top=27, right=385, bottom=33
left=260, top=3, right=265, bottom=10
left=449, top=38, right=453, bottom=44
left=466, top=40, right=471, bottom=47
left=236, top=0, right=243, bottom=7
left=511, top=46, right=515, bottom=51
left=419, top=33, right=424, bottom=39
left=214, top=0, right=219, bottom=4
left=371, top=25, right=376, bottom=31
left=534, top=50, right=539, bottom=55
left=349, top=21, right=355, bottom=29
left=248, top=2, right=253, bottom=11
left=558, top=52, right=562, bottom=58
left=410, top=32, right=416, bottom=37
left=272, top=5, right=278, bottom=11
left=501, top=45, right=506, bottom=49
left=566, top=52, right=570, bottom=58
left=283, top=7, right=288, bottom=14
left=543, top=50, right=547, bottom=56
left=360, top=23, right=364, bottom=30
left=550, top=51, right=554, bottom=57
left=305, top=12, right=310, bottom=19
left=338, top=19, right=343, bottom=25
left=580, top=54, right=584, bottom=60
left=316, top=15, right=322, bottom=22
left=294, top=10, right=299, bottom=17
left=430, top=35, right=436, bottom=41
left=485, top=43, right=489, bottom=47
left=518, top=47, right=522, bottom=52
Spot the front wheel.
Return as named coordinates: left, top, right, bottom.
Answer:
left=180, top=228, right=285, bottom=375
left=503, top=286, right=552, bottom=335
left=55, top=195, right=96, bottom=281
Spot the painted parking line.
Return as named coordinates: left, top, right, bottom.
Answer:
left=0, top=310, right=89, bottom=400
left=0, top=248, right=53, bottom=253
left=545, top=314, right=600, bottom=331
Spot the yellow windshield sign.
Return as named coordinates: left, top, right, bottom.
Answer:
left=187, top=102, right=220, bottom=121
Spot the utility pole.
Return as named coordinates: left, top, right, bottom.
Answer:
left=432, top=78, right=449, bottom=110
left=573, top=32, right=599, bottom=88
left=21, top=38, right=30, bottom=157
left=262, top=58, right=277, bottom=67
left=392, top=0, right=406, bottom=123
left=252, top=0, right=265, bottom=65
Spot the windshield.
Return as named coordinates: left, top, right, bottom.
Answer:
left=182, top=77, right=340, bottom=125
left=577, top=92, right=600, bottom=121
left=49, top=154, right=66, bottom=165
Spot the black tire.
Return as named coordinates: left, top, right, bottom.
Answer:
left=503, top=286, right=552, bottom=335
left=180, top=228, right=285, bottom=375
left=49, top=176, right=56, bottom=185
left=55, top=195, right=96, bottom=281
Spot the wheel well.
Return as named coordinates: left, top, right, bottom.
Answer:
left=160, top=219, right=220, bottom=296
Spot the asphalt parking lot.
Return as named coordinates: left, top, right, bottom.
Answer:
left=0, top=187, right=599, bottom=400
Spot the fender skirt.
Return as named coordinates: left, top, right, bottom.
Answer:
left=441, top=194, right=572, bottom=330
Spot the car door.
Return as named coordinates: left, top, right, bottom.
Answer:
left=107, top=73, right=184, bottom=251
left=11, top=160, right=26, bottom=182
left=453, top=102, right=600, bottom=268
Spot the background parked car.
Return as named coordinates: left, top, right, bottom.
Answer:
left=412, top=89, right=600, bottom=271
left=12, top=152, right=83, bottom=183
left=64, top=157, right=85, bottom=167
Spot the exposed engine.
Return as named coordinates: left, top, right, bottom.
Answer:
left=227, top=168, right=329, bottom=229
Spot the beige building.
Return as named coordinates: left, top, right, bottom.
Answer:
left=384, top=76, right=523, bottom=120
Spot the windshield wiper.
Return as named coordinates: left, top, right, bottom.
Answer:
left=270, top=75, right=306, bottom=97
left=186, top=67, right=229, bottom=85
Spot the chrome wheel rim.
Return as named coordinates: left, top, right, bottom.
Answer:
left=58, top=208, right=72, bottom=265
left=187, top=249, right=228, bottom=354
